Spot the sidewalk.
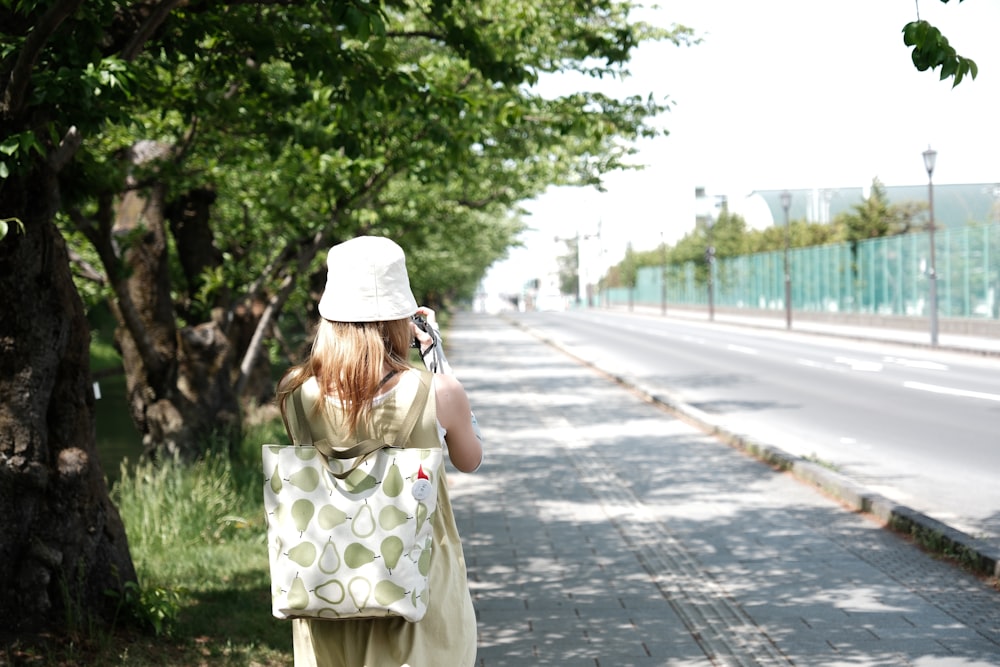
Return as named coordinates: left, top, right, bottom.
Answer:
left=570, top=304, right=1000, bottom=580
left=444, top=312, right=1000, bottom=667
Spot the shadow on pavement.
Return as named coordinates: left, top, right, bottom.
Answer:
left=445, top=312, right=1000, bottom=667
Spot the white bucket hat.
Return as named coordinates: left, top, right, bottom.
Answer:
left=317, top=236, right=419, bottom=322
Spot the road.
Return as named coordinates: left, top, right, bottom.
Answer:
left=507, top=309, right=1000, bottom=548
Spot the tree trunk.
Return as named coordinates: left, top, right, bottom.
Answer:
left=0, top=169, right=136, bottom=634
left=167, top=187, right=273, bottom=406
left=110, top=149, right=240, bottom=461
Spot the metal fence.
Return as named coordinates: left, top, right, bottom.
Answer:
left=602, top=224, right=1000, bottom=320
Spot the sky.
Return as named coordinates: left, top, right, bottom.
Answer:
left=483, top=0, right=1000, bottom=295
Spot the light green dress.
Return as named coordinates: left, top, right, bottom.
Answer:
left=286, top=370, right=477, bottom=667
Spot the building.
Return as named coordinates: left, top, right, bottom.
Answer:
left=750, top=184, right=1000, bottom=229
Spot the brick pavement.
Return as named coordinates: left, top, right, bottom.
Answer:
left=443, top=312, right=1000, bottom=667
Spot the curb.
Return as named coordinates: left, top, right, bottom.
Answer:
left=505, top=315, right=1000, bottom=581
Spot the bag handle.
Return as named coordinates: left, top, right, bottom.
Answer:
left=314, top=373, right=431, bottom=480
left=288, top=389, right=314, bottom=445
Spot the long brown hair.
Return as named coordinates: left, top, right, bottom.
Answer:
left=277, top=317, right=413, bottom=433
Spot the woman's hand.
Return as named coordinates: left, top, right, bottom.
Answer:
left=414, top=306, right=438, bottom=329
left=411, top=306, right=440, bottom=355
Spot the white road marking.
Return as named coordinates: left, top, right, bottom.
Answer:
left=884, top=356, right=948, bottom=371
left=834, top=356, right=884, bottom=372
left=727, top=344, right=758, bottom=355
left=903, top=381, right=1000, bottom=403
left=797, top=358, right=846, bottom=373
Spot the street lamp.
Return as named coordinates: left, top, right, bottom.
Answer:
left=579, top=227, right=602, bottom=307
left=923, top=146, right=938, bottom=346
left=705, top=214, right=715, bottom=321
left=780, top=190, right=792, bottom=330
left=660, top=231, right=668, bottom=316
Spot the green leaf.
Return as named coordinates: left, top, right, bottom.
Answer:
left=940, top=58, right=957, bottom=80
left=0, top=217, right=25, bottom=241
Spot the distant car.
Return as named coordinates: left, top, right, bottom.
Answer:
left=534, top=292, right=568, bottom=312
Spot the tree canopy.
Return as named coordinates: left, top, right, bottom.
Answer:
left=0, top=0, right=693, bottom=632
left=4, top=0, right=693, bottom=456
left=599, top=178, right=928, bottom=289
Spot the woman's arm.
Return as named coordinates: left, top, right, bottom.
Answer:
left=434, top=373, right=484, bottom=473
left=411, top=306, right=484, bottom=472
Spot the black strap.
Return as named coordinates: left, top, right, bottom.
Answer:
left=377, top=370, right=399, bottom=390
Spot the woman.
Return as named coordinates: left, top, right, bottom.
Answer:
left=276, top=236, right=483, bottom=667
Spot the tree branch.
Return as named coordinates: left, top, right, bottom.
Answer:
left=121, top=0, right=185, bottom=62
left=233, top=226, right=332, bottom=396
left=2, top=0, right=83, bottom=119
left=69, top=199, right=163, bottom=377
left=48, top=125, right=82, bottom=172
left=67, top=248, right=107, bottom=285
left=458, top=188, right=512, bottom=209
left=385, top=30, right=448, bottom=41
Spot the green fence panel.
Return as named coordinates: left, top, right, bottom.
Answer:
left=614, top=224, right=999, bottom=321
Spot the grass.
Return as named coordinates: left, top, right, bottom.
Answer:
left=801, top=452, right=840, bottom=472
left=3, top=418, right=296, bottom=666
left=89, top=324, right=139, bottom=487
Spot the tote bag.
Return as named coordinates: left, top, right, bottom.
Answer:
left=263, top=375, right=441, bottom=621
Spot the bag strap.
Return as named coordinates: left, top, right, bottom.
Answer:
left=289, top=389, right=314, bottom=445
left=315, top=372, right=432, bottom=480
left=284, top=371, right=395, bottom=445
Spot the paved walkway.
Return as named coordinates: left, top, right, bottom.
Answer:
left=444, top=312, right=1000, bottom=667
left=542, top=305, right=1000, bottom=577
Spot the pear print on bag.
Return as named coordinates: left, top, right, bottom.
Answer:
left=269, top=464, right=282, bottom=494
left=383, top=463, right=404, bottom=497
left=316, top=579, right=346, bottom=605
left=344, top=543, right=376, bottom=568
left=415, top=501, right=428, bottom=532
left=379, top=505, right=408, bottom=530
left=288, top=466, right=320, bottom=492
left=417, top=537, right=433, bottom=576
left=294, top=447, right=317, bottom=461
left=287, top=542, right=317, bottom=568
left=374, top=580, right=407, bottom=606
left=290, top=498, right=315, bottom=535
left=348, top=577, right=372, bottom=611
left=318, top=539, right=341, bottom=574
left=288, top=576, right=310, bottom=610
left=351, top=504, right=376, bottom=538
left=261, top=377, right=442, bottom=622
left=344, top=467, right=378, bottom=494
left=381, top=535, right=404, bottom=572
left=317, top=504, right=348, bottom=530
